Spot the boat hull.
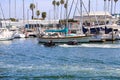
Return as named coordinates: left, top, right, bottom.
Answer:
left=0, top=29, right=14, bottom=41
left=38, top=36, right=90, bottom=43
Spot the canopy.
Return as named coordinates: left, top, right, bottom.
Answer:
left=45, top=27, right=68, bottom=33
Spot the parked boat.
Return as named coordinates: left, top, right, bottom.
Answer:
left=84, top=25, right=120, bottom=42
left=25, top=29, right=37, bottom=38
left=37, top=0, right=91, bottom=44
left=13, top=31, right=25, bottom=38
left=38, top=27, right=91, bottom=43
left=0, top=28, right=14, bottom=41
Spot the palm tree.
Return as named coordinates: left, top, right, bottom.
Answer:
left=64, top=3, right=67, bottom=19
left=108, top=0, right=110, bottom=12
left=114, top=0, right=118, bottom=14
left=42, top=12, right=47, bottom=20
left=52, top=0, right=56, bottom=20
left=64, top=3, right=67, bottom=9
left=56, top=1, right=60, bottom=19
left=60, top=0, right=64, bottom=19
left=30, top=3, right=35, bottom=19
left=36, top=10, right=40, bottom=19
left=9, top=0, right=11, bottom=19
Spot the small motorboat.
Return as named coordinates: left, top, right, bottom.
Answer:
left=67, top=40, right=78, bottom=45
left=43, top=40, right=56, bottom=47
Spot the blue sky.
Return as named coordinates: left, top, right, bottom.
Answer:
left=0, top=0, right=120, bottom=20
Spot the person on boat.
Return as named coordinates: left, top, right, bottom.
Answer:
left=44, top=40, right=56, bottom=47
left=48, top=40, right=52, bottom=44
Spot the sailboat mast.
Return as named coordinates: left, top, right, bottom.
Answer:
left=96, top=0, right=98, bottom=11
left=9, top=0, right=11, bottom=26
left=15, top=0, right=16, bottom=18
left=64, top=0, right=68, bottom=36
left=88, top=0, right=90, bottom=12
left=79, top=0, right=83, bottom=34
left=104, top=0, right=107, bottom=26
left=111, top=0, right=113, bottom=14
left=66, top=0, right=68, bottom=28
left=23, top=0, right=25, bottom=27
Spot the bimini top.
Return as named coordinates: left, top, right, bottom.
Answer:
left=45, top=27, right=68, bottom=33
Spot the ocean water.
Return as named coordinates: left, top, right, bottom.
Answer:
left=1, top=38, right=120, bottom=80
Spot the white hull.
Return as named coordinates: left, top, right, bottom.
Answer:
left=38, top=36, right=90, bottom=43
left=14, top=33, right=25, bottom=38
left=90, top=33, right=120, bottom=42
left=0, top=29, right=14, bottom=41
left=0, top=37, right=13, bottom=41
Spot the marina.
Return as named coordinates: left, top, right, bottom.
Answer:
left=0, top=0, right=120, bottom=79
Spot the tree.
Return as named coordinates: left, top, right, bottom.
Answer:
left=108, top=0, right=111, bottom=12
left=64, top=3, right=67, bottom=9
left=30, top=3, right=35, bottom=19
left=52, top=0, right=56, bottom=20
left=114, top=0, right=118, bottom=14
left=60, top=0, right=64, bottom=19
left=56, top=1, right=60, bottom=19
left=64, top=3, right=67, bottom=19
left=36, top=10, right=40, bottom=19
left=42, top=12, right=47, bottom=20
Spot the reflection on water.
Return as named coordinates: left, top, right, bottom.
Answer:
left=0, top=41, right=12, bottom=45
left=59, top=43, right=120, bottom=48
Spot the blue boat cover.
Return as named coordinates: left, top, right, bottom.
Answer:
left=45, top=27, right=68, bottom=33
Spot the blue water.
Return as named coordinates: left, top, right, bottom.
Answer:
left=1, top=38, right=120, bottom=80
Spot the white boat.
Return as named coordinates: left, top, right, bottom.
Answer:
left=0, top=28, right=14, bottom=41
left=37, top=0, right=91, bottom=44
left=89, top=24, right=120, bottom=42
left=13, top=31, right=25, bottom=38
left=38, top=34, right=90, bottom=43
left=0, top=4, right=14, bottom=41
left=37, top=26, right=91, bottom=43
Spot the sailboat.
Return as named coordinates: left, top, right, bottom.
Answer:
left=0, top=28, right=14, bottom=41
left=37, top=0, right=91, bottom=44
left=0, top=2, right=14, bottom=41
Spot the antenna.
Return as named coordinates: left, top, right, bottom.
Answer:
left=15, top=0, right=16, bottom=18
left=111, top=0, right=113, bottom=14
left=23, top=0, right=25, bottom=27
left=88, top=0, right=90, bottom=12
left=9, top=0, right=11, bottom=27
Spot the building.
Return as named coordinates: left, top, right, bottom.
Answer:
left=0, top=20, right=59, bottom=28
left=74, top=11, right=113, bottom=26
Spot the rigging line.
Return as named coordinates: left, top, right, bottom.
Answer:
left=79, top=0, right=83, bottom=34
left=0, top=3, right=7, bottom=27
left=73, top=0, right=81, bottom=16
left=67, top=0, right=74, bottom=19
left=83, top=1, right=100, bottom=33
left=81, top=0, right=92, bottom=23
left=73, top=0, right=79, bottom=18
left=91, top=8, right=100, bottom=27
left=90, top=6, right=101, bottom=34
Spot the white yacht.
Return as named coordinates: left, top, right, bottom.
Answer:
left=0, top=28, right=14, bottom=41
